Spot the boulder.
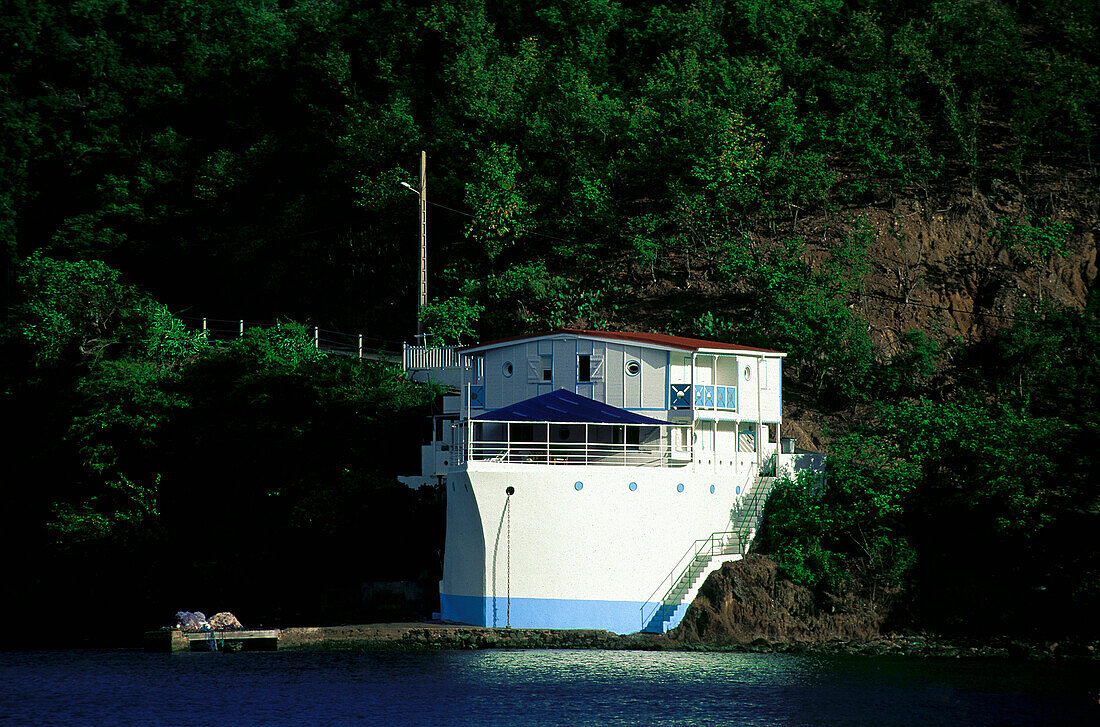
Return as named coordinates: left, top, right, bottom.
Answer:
left=669, top=555, right=887, bottom=645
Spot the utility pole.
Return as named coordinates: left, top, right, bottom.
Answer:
left=417, top=150, right=428, bottom=344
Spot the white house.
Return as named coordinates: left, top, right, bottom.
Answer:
left=402, top=328, right=804, bottom=634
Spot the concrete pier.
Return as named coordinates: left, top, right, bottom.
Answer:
left=278, top=623, right=669, bottom=651
left=144, top=628, right=280, bottom=652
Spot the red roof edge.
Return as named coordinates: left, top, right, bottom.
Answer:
left=458, top=328, right=782, bottom=354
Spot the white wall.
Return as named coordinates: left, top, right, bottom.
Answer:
left=449, top=462, right=756, bottom=609
left=477, top=337, right=672, bottom=413
left=463, top=337, right=782, bottom=424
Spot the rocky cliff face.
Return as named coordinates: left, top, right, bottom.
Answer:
left=670, top=555, right=887, bottom=645
left=615, top=180, right=1098, bottom=455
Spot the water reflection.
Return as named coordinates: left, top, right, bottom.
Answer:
left=0, top=649, right=1095, bottom=726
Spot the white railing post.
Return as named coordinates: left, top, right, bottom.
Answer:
left=358, top=334, right=363, bottom=359
left=314, top=326, right=319, bottom=350
left=239, top=319, right=244, bottom=337
left=202, top=318, right=207, bottom=339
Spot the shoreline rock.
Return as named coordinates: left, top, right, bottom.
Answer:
left=670, top=555, right=887, bottom=645
left=273, top=623, right=1099, bottom=661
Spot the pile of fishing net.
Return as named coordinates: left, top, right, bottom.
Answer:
left=174, top=611, right=243, bottom=630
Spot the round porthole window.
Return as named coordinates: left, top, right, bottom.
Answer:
left=709, top=484, right=716, bottom=494
left=629, top=482, right=638, bottom=491
left=575, top=481, right=584, bottom=491
left=502, top=361, right=513, bottom=377
left=743, top=365, right=752, bottom=381
left=625, top=360, right=641, bottom=377
left=676, top=483, right=685, bottom=493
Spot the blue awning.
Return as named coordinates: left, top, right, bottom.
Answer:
left=474, top=389, right=668, bottom=425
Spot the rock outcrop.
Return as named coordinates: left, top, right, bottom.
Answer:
left=670, top=555, right=886, bottom=645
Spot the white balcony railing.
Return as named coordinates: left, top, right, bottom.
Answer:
left=403, top=344, right=465, bottom=371
left=453, top=419, right=691, bottom=469
left=465, top=439, right=685, bottom=467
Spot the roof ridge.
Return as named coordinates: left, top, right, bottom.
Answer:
left=460, top=328, right=782, bottom=354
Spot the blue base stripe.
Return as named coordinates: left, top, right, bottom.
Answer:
left=441, top=593, right=684, bottom=634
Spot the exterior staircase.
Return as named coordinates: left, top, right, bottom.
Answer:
left=640, top=474, right=779, bottom=634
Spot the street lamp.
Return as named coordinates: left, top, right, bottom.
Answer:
left=398, top=153, right=428, bottom=344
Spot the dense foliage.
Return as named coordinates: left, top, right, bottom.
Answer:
left=757, top=298, right=1100, bottom=637
left=2, top=256, right=440, bottom=641
left=1, top=1, right=1096, bottom=640
left=3, top=0, right=1096, bottom=337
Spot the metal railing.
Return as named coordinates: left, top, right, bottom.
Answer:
left=640, top=530, right=745, bottom=631
left=463, top=438, right=684, bottom=467
left=730, top=471, right=778, bottom=544
left=639, top=469, right=782, bottom=631
left=403, top=344, right=466, bottom=370
left=179, top=316, right=403, bottom=360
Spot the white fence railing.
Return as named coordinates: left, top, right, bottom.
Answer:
left=180, top=316, right=402, bottom=359
left=403, top=344, right=465, bottom=370
left=455, top=433, right=691, bottom=468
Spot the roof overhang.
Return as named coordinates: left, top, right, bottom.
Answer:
left=459, top=328, right=785, bottom=357
left=473, top=389, right=669, bottom=425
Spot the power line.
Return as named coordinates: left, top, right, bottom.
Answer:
left=426, top=199, right=577, bottom=244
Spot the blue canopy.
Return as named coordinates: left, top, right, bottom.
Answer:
left=474, top=389, right=668, bottom=425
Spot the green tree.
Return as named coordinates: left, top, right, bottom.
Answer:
left=419, top=295, right=484, bottom=346
left=13, top=254, right=204, bottom=369
left=719, top=231, right=874, bottom=403
left=758, top=430, right=919, bottom=597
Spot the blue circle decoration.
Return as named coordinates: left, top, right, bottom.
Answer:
left=710, top=484, right=716, bottom=494
left=628, top=482, right=638, bottom=492
left=736, top=485, right=741, bottom=495
left=502, top=361, right=513, bottom=377
left=676, top=483, right=685, bottom=493
left=574, top=481, right=583, bottom=491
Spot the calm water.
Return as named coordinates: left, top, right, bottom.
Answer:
left=1, top=649, right=1096, bottom=726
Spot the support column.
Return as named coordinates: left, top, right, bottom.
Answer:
left=734, top=418, right=739, bottom=477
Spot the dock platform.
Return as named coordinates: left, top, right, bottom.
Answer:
left=144, top=628, right=280, bottom=652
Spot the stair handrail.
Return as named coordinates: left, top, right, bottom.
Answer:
left=639, top=530, right=743, bottom=629
left=731, top=473, right=778, bottom=544
left=639, top=471, right=782, bottom=631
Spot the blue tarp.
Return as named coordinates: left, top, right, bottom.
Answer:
left=474, top=388, right=668, bottom=425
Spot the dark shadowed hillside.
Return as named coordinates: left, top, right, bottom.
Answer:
left=1, top=0, right=1096, bottom=642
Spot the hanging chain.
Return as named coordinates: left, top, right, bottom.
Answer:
left=506, top=493, right=512, bottom=629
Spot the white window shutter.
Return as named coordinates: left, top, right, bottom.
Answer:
left=527, top=357, right=541, bottom=381
left=590, top=355, right=604, bottom=380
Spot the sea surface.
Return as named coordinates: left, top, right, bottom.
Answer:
left=1, top=648, right=1096, bottom=726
